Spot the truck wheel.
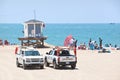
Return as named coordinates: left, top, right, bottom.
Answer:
left=53, top=61, right=58, bottom=69
left=16, top=59, right=20, bottom=67
left=71, top=64, right=76, bottom=69
left=40, top=65, right=44, bottom=69
left=45, top=60, right=49, bottom=67
left=23, top=61, right=26, bottom=70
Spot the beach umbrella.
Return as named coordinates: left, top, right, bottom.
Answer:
left=64, top=35, right=72, bottom=46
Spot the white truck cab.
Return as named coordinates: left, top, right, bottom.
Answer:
left=16, top=47, right=44, bottom=69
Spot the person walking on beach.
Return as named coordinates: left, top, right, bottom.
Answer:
left=99, top=37, right=102, bottom=49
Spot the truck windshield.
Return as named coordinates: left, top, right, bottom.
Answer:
left=25, top=51, right=40, bottom=56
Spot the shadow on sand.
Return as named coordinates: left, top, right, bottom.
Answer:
left=48, top=65, right=79, bottom=70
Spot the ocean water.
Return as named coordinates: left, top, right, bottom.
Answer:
left=0, top=23, right=120, bottom=47
left=0, top=24, right=23, bottom=44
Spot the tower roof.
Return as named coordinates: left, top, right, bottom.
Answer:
left=25, top=19, right=44, bottom=24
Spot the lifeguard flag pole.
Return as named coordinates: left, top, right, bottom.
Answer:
left=74, top=40, right=77, bottom=56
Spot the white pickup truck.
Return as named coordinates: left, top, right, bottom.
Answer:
left=45, top=48, right=77, bottom=69
left=16, top=47, right=44, bottom=69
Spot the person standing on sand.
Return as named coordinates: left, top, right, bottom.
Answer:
left=99, top=37, right=102, bottom=49
left=0, top=39, right=3, bottom=45
left=15, top=47, right=19, bottom=54
left=74, top=40, right=77, bottom=56
left=88, top=38, right=92, bottom=50
left=69, top=37, right=75, bottom=49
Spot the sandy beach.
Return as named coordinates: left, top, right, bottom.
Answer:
left=0, top=45, right=120, bottom=80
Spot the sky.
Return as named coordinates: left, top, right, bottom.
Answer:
left=0, top=0, right=120, bottom=23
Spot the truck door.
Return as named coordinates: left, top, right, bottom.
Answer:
left=48, top=51, right=54, bottom=63
left=19, top=51, right=24, bottom=64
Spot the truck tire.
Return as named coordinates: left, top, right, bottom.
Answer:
left=53, top=61, right=59, bottom=69
left=23, top=61, right=26, bottom=70
left=40, top=65, right=44, bottom=69
left=16, top=59, right=20, bottom=67
left=71, top=64, right=76, bottom=69
left=45, top=59, right=49, bottom=67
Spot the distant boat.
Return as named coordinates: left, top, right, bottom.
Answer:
left=109, top=23, right=115, bottom=25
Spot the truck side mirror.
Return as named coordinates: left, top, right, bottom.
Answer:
left=46, top=52, right=49, bottom=55
left=21, top=51, right=24, bottom=56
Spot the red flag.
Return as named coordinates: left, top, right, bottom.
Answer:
left=64, top=35, right=72, bottom=46
left=15, top=47, right=18, bottom=54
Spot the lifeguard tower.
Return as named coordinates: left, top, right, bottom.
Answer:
left=18, top=19, right=47, bottom=47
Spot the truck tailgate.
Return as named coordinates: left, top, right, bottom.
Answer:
left=59, top=56, right=76, bottom=62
